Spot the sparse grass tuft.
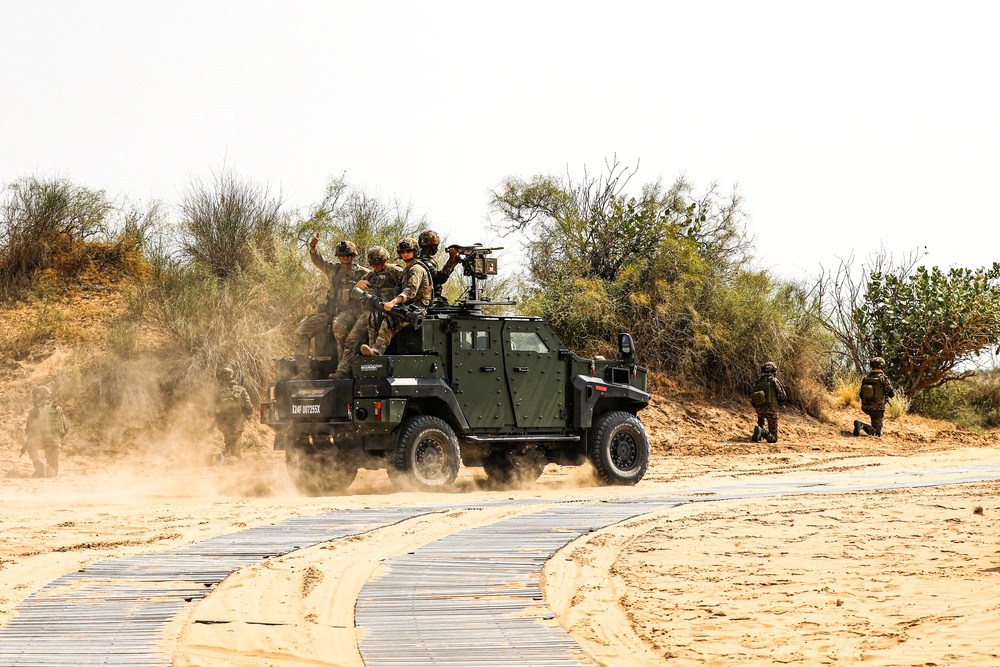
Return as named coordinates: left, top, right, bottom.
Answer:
left=885, top=394, right=910, bottom=419
left=833, top=373, right=861, bottom=407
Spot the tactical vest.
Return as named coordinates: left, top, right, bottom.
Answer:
left=30, top=403, right=65, bottom=441
left=217, top=384, right=248, bottom=422
left=751, top=376, right=778, bottom=407
left=369, top=265, right=403, bottom=302
left=860, top=372, right=886, bottom=404
left=328, top=264, right=365, bottom=308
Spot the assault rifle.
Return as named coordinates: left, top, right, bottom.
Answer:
left=352, top=287, right=425, bottom=329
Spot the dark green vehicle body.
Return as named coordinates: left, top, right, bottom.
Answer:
left=262, top=257, right=651, bottom=494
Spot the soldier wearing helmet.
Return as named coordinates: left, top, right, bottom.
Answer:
left=293, top=235, right=371, bottom=379
left=23, top=385, right=68, bottom=478
left=417, top=230, right=460, bottom=305
left=209, top=367, right=254, bottom=462
left=360, top=238, right=431, bottom=356
left=750, top=361, right=787, bottom=443
left=855, top=356, right=895, bottom=437
left=327, top=246, right=405, bottom=379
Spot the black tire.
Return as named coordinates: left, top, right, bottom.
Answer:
left=285, top=447, right=358, bottom=496
left=482, top=447, right=546, bottom=489
left=587, top=411, right=649, bottom=486
left=389, top=416, right=461, bottom=489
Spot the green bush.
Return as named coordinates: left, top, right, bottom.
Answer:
left=491, top=162, right=832, bottom=413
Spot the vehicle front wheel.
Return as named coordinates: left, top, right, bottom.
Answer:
left=389, top=416, right=461, bottom=490
left=587, top=411, right=649, bottom=486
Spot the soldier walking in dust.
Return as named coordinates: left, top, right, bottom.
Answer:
left=361, top=238, right=432, bottom=356
left=417, top=230, right=460, bottom=306
left=327, top=246, right=404, bottom=378
left=210, top=368, right=254, bottom=462
left=750, top=361, right=787, bottom=443
left=293, top=236, right=371, bottom=379
left=23, top=386, right=68, bottom=478
left=855, top=356, right=895, bottom=437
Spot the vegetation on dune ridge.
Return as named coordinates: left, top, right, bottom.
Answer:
left=4, top=162, right=1000, bottom=456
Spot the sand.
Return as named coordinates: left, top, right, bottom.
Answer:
left=3, top=401, right=1000, bottom=666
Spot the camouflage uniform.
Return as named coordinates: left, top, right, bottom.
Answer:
left=362, top=238, right=432, bottom=356
left=750, top=363, right=787, bottom=443
left=24, top=388, right=67, bottom=478
left=212, top=372, right=254, bottom=460
left=418, top=230, right=460, bottom=305
left=856, top=359, right=895, bottom=437
left=330, top=247, right=404, bottom=378
left=294, top=240, right=371, bottom=376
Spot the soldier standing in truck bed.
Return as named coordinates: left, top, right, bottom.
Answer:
left=855, top=356, right=895, bottom=437
left=328, top=245, right=404, bottom=378
left=417, top=230, right=460, bottom=305
left=361, top=237, right=431, bottom=356
left=293, top=236, right=371, bottom=379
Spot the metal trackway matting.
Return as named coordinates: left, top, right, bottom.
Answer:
left=356, top=499, right=680, bottom=667
left=0, top=506, right=443, bottom=667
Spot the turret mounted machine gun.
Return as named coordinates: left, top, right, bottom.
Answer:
left=445, top=244, right=514, bottom=307
left=352, top=286, right=426, bottom=329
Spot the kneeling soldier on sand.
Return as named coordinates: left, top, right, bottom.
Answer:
left=750, top=361, right=787, bottom=443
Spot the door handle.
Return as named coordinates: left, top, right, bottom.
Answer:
left=514, top=366, right=529, bottom=372
left=481, top=366, right=496, bottom=372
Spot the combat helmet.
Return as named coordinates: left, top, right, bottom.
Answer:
left=31, top=386, right=51, bottom=402
left=397, top=237, right=419, bottom=256
left=334, top=240, right=358, bottom=258
left=760, top=361, right=778, bottom=374
left=870, top=356, right=886, bottom=370
left=217, top=367, right=235, bottom=381
left=417, top=230, right=441, bottom=252
left=367, top=245, right=390, bottom=267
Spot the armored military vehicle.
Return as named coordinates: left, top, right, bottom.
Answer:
left=261, top=246, right=651, bottom=494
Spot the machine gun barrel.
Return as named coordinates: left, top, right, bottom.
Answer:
left=351, top=287, right=425, bottom=329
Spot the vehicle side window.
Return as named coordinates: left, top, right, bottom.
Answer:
left=459, top=331, right=473, bottom=350
left=509, top=331, right=550, bottom=353
left=475, top=331, right=490, bottom=350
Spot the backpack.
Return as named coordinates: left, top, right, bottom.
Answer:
left=860, top=373, right=886, bottom=403
left=752, top=376, right=777, bottom=407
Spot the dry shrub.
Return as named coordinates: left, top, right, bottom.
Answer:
left=885, top=394, right=910, bottom=419
left=833, top=373, right=862, bottom=407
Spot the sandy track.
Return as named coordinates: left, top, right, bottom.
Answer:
left=3, top=446, right=1000, bottom=666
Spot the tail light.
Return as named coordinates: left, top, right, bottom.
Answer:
left=375, top=401, right=383, bottom=422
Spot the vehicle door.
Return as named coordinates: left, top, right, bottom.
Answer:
left=501, top=321, right=565, bottom=429
left=449, top=320, right=513, bottom=430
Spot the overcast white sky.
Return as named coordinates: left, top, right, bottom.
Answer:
left=2, top=1, right=998, bottom=281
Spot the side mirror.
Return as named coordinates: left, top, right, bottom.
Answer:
left=617, top=332, right=635, bottom=364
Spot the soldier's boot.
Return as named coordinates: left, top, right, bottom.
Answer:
left=765, top=429, right=778, bottom=444
left=329, top=368, right=351, bottom=379
left=759, top=428, right=772, bottom=443
left=32, top=461, right=48, bottom=478
left=861, top=423, right=876, bottom=436
left=751, top=426, right=762, bottom=442
left=853, top=420, right=863, bottom=437
left=361, top=343, right=386, bottom=356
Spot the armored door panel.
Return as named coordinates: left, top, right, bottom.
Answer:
left=449, top=321, right=512, bottom=430
left=501, top=322, right=566, bottom=429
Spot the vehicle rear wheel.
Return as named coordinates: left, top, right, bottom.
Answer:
left=482, top=447, right=546, bottom=489
left=587, top=411, right=649, bottom=486
left=285, top=447, right=358, bottom=496
left=389, top=416, right=461, bottom=490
